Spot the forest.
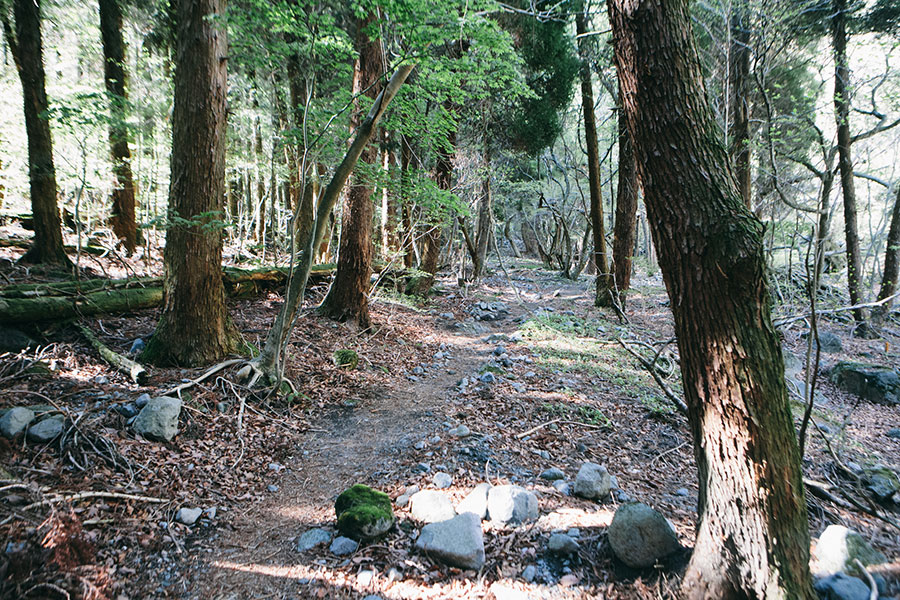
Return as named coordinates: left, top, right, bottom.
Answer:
left=0, top=0, right=898, bottom=598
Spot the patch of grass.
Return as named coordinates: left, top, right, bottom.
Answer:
left=372, top=288, right=428, bottom=311
left=479, top=364, right=505, bottom=375
left=540, top=402, right=613, bottom=428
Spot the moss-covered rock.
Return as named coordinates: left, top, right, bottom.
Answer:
left=334, top=484, right=395, bottom=540
left=333, top=349, right=359, bottom=370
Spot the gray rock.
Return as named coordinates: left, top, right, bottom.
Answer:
left=540, top=467, right=564, bottom=481
left=416, top=462, right=431, bottom=473
left=812, top=525, right=887, bottom=578
left=814, top=573, right=871, bottom=600
left=133, top=396, right=182, bottom=442
left=0, top=407, right=34, bottom=438
left=415, top=441, right=426, bottom=450
left=415, top=512, right=485, bottom=570
left=203, top=507, right=217, bottom=519
left=887, top=428, right=900, bottom=439
left=449, top=424, right=470, bottom=437
left=511, top=382, right=526, bottom=393
left=405, top=485, right=420, bottom=496
left=409, top=490, right=455, bottom=523
left=552, top=480, right=570, bottom=495
left=830, top=362, right=900, bottom=405
left=395, top=494, right=410, bottom=508
left=176, top=507, right=203, bottom=526
left=863, top=467, right=899, bottom=501
left=26, top=416, right=64, bottom=443
left=478, top=372, right=496, bottom=384
left=440, top=313, right=454, bottom=319
left=433, top=472, right=453, bottom=489
left=116, top=403, right=139, bottom=418
left=357, top=569, right=375, bottom=586
left=129, top=338, right=145, bottom=355
left=673, top=488, right=689, bottom=497
left=330, top=536, right=358, bottom=555
left=818, top=332, right=843, bottom=354
left=567, top=528, right=580, bottom=537
left=387, top=567, right=403, bottom=582
left=492, top=345, right=506, bottom=356
left=135, top=393, right=151, bottom=408
left=412, top=366, right=425, bottom=375
left=574, top=462, right=611, bottom=500
left=456, top=483, right=491, bottom=520
left=0, top=328, right=36, bottom=353
left=296, top=528, right=332, bottom=552
left=487, top=485, right=539, bottom=526
left=521, top=565, right=537, bottom=582
left=607, top=503, right=680, bottom=568
left=547, top=533, right=580, bottom=555
left=267, top=484, right=280, bottom=492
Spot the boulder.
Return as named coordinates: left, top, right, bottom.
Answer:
left=456, top=483, right=491, bottom=520
left=415, top=512, right=485, bottom=570
left=296, top=528, right=332, bottom=552
left=813, top=573, right=871, bottom=600
left=830, top=362, right=900, bottom=405
left=487, top=485, right=538, bottom=526
left=409, top=490, right=456, bottom=523
left=812, top=525, right=886, bottom=578
left=573, top=462, right=611, bottom=500
left=0, top=407, right=34, bottom=438
left=607, top=503, right=680, bottom=568
left=26, top=416, right=64, bottom=443
left=133, top=396, right=182, bottom=442
left=334, top=484, right=395, bottom=540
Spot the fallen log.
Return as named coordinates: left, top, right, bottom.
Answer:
left=0, top=265, right=335, bottom=323
left=75, top=322, right=148, bottom=384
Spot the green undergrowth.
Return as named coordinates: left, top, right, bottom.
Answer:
left=371, top=288, right=429, bottom=311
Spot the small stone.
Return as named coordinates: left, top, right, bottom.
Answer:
left=440, top=313, right=454, bottom=319
left=886, top=428, right=900, bottom=439
left=357, top=569, right=375, bottom=587
left=548, top=533, right=580, bottom=555
left=449, top=424, right=470, bottom=437
left=268, top=462, right=283, bottom=471
left=433, top=472, right=452, bottom=489
left=134, top=393, right=151, bottom=408
left=511, top=382, right=525, bottom=393
left=116, top=403, right=139, bottom=418
left=456, top=483, right=491, bottom=520
left=552, top=480, right=570, bottom=495
left=413, top=366, right=425, bottom=375
left=492, top=345, right=506, bottom=356
left=405, top=485, right=420, bottom=496
left=330, top=536, right=358, bottom=555
left=414, top=512, right=485, bottom=570
left=540, top=467, right=564, bottom=481
left=216, top=402, right=228, bottom=413
left=296, top=528, right=332, bottom=552
left=521, top=565, right=537, bottom=582
left=203, top=507, right=217, bottom=519
left=26, top=416, right=64, bottom=443
left=176, top=507, right=203, bottom=526
left=387, top=567, right=402, bottom=582
left=574, top=462, right=611, bottom=500
left=0, top=407, right=34, bottom=438
left=415, top=441, right=426, bottom=450
left=408, top=375, right=419, bottom=382
left=416, top=462, right=431, bottom=473
left=94, top=376, right=109, bottom=385
left=567, top=528, right=580, bottom=537
left=673, top=488, right=689, bottom=497
left=478, top=372, right=496, bottom=384
left=813, top=573, right=870, bottom=600
left=133, top=396, right=182, bottom=442
left=430, top=435, right=441, bottom=444
left=395, top=494, right=410, bottom=508
left=409, top=490, right=455, bottom=523
left=487, top=485, right=539, bottom=526
left=267, top=485, right=280, bottom=492
left=608, top=503, right=680, bottom=568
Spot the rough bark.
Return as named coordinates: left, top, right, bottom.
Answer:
left=728, top=3, right=752, bottom=208
left=400, top=134, right=418, bottom=269
left=575, top=4, right=611, bottom=306
left=607, top=1, right=815, bottom=598
left=142, top=0, right=238, bottom=367
left=3, top=0, right=69, bottom=266
left=318, top=13, right=382, bottom=327
left=832, top=0, right=868, bottom=335
left=99, top=0, right=138, bottom=254
left=612, top=107, right=639, bottom=298
left=473, top=144, right=492, bottom=279
left=876, top=183, right=900, bottom=314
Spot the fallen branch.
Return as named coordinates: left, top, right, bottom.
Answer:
left=774, top=291, right=900, bottom=328
left=162, top=358, right=244, bottom=397
left=617, top=338, right=688, bottom=414
left=853, top=559, right=878, bottom=600
left=75, top=323, right=148, bottom=385
left=22, top=491, right=170, bottom=512
left=516, top=418, right=562, bottom=439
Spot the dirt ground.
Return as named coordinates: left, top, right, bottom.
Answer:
left=1, top=238, right=899, bottom=600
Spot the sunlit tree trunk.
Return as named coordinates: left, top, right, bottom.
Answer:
left=876, top=183, right=900, bottom=316
left=608, top=0, right=815, bottom=597
left=728, top=2, right=752, bottom=208
left=612, top=108, right=638, bottom=299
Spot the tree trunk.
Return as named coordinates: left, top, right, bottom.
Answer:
left=318, top=13, right=382, bottom=328
left=2, top=0, right=69, bottom=266
left=832, top=0, right=868, bottom=335
left=612, top=106, right=639, bottom=298
left=576, top=3, right=611, bottom=306
left=473, top=144, right=492, bottom=279
left=608, top=1, right=815, bottom=598
left=99, top=0, right=138, bottom=254
left=142, top=0, right=237, bottom=367
left=876, top=182, right=900, bottom=315
left=400, top=134, right=418, bottom=269
left=728, top=3, right=752, bottom=208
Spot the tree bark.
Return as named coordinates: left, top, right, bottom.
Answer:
left=318, top=13, right=382, bottom=327
left=607, top=1, right=815, bottom=598
left=2, top=0, right=69, bottom=266
left=473, top=143, right=492, bottom=279
left=575, top=3, right=612, bottom=306
left=728, top=3, right=752, bottom=208
left=99, top=0, right=138, bottom=254
left=400, top=134, right=418, bottom=269
left=876, top=182, right=900, bottom=314
left=832, top=0, right=869, bottom=335
left=612, top=106, right=639, bottom=298
left=142, top=0, right=237, bottom=367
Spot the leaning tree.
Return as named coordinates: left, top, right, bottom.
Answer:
left=607, top=0, right=815, bottom=597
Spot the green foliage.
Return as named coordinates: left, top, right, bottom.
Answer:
left=333, top=349, right=360, bottom=369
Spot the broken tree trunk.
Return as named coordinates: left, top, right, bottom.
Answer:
left=75, top=322, right=148, bottom=384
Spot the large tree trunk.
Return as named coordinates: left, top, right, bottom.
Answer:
left=832, top=0, right=868, bottom=335
left=99, top=0, right=138, bottom=254
left=318, top=13, right=382, bottom=327
left=608, top=1, right=815, bottom=598
left=141, top=0, right=237, bottom=367
left=2, top=0, right=69, bottom=266
left=400, top=134, right=418, bottom=269
left=876, top=182, right=900, bottom=315
left=575, top=3, right=611, bottom=306
left=612, top=107, right=639, bottom=298
left=473, top=143, right=492, bottom=279
left=728, top=2, right=752, bottom=208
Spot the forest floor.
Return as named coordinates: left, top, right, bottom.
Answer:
left=1, top=235, right=899, bottom=599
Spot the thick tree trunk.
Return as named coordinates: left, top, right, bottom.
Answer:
left=400, top=134, right=418, bottom=269
left=318, top=13, right=382, bottom=328
left=728, top=3, right=752, bottom=208
left=608, top=1, right=815, bottom=598
left=612, top=108, right=639, bottom=298
left=832, top=0, right=868, bottom=335
left=142, top=0, right=237, bottom=367
left=3, top=0, right=69, bottom=266
left=576, top=4, right=611, bottom=306
left=876, top=183, right=900, bottom=314
left=99, top=0, right=138, bottom=254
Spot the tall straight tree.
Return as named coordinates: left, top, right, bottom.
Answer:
left=142, top=0, right=238, bottom=366
left=832, top=0, right=868, bottom=335
left=876, top=182, right=900, bottom=317
left=2, top=0, right=69, bottom=266
left=728, top=1, right=752, bottom=208
left=575, top=0, right=612, bottom=307
left=319, top=13, right=383, bottom=327
left=607, top=0, right=815, bottom=598
left=611, top=109, right=638, bottom=296
left=99, top=0, right=138, bottom=254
